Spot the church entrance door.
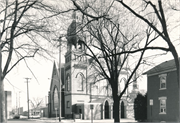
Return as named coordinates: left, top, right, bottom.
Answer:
left=104, top=101, right=109, bottom=119
left=121, top=101, right=125, bottom=118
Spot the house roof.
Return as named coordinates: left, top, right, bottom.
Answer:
left=143, top=58, right=180, bottom=75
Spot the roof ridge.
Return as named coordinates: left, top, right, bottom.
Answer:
left=143, top=57, right=180, bottom=75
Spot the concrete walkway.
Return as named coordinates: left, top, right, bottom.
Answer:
left=37, top=117, right=137, bottom=123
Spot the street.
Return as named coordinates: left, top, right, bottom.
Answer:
left=8, top=119, right=58, bottom=123
left=8, top=118, right=137, bottom=123
left=8, top=119, right=41, bottom=123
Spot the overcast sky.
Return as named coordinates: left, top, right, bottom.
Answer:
left=3, top=0, right=180, bottom=111
left=5, top=45, right=178, bottom=111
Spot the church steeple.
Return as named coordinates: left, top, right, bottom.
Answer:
left=66, top=11, right=85, bottom=52
left=65, top=11, right=87, bottom=64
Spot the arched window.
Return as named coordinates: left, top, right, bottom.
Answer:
left=107, top=84, right=112, bottom=96
left=76, top=73, right=84, bottom=91
left=104, top=101, right=109, bottom=119
left=121, top=101, right=125, bottom=118
left=122, top=78, right=127, bottom=94
left=53, top=87, right=58, bottom=110
left=66, top=74, right=70, bottom=91
left=119, top=77, right=127, bottom=94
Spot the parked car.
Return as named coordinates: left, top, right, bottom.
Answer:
left=13, top=115, right=20, bottom=119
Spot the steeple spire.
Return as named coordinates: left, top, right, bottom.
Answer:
left=72, top=11, right=76, bottom=20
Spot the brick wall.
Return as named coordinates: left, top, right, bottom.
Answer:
left=147, top=71, right=178, bottom=122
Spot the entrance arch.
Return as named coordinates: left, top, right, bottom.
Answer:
left=104, top=101, right=109, bottom=119
left=121, top=101, right=125, bottom=118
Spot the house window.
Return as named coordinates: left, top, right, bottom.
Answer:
left=53, top=87, right=59, bottom=110
left=159, top=74, right=167, bottom=90
left=76, top=73, right=84, bottom=91
left=159, top=97, right=167, bottom=114
left=67, top=101, right=70, bottom=108
left=66, top=74, right=70, bottom=91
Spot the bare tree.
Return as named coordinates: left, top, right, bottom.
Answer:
left=81, top=20, right=168, bottom=123
left=116, top=0, right=179, bottom=83
left=115, top=0, right=180, bottom=121
left=0, top=0, right=73, bottom=122
left=70, top=0, right=178, bottom=122
left=30, top=97, right=43, bottom=115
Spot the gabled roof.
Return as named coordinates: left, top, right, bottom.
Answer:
left=49, top=61, right=65, bottom=91
left=144, top=58, right=180, bottom=75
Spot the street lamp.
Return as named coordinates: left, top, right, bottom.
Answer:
left=55, top=108, right=58, bottom=121
left=90, top=104, right=94, bottom=123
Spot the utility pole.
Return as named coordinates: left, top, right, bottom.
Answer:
left=53, top=37, right=62, bottom=122
left=19, top=91, right=21, bottom=115
left=25, top=78, right=31, bottom=119
left=58, top=37, right=62, bottom=122
left=16, top=93, right=17, bottom=114
left=45, top=96, right=48, bottom=106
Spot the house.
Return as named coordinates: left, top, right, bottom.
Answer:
left=40, top=106, right=48, bottom=117
left=29, top=106, right=48, bottom=117
left=47, top=12, right=138, bottom=120
left=30, top=108, right=41, bottom=116
left=144, top=58, right=180, bottom=122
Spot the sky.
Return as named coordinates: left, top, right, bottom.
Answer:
left=3, top=0, right=180, bottom=112
left=4, top=52, right=64, bottom=110
left=4, top=44, right=179, bottom=111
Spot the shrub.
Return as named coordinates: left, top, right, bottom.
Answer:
left=134, top=92, right=147, bottom=122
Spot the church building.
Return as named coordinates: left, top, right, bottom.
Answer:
left=48, top=12, right=138, bottom=120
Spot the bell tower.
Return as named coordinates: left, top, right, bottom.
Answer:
left=64, top=11, right=89, bottom=118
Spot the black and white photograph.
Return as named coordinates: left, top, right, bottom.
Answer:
left=0, top=0, right=179, bottom=123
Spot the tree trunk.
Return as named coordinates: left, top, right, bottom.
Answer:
left=113, top=96, right=120, bottom=123
left=0, top=49, right=6, bottom=122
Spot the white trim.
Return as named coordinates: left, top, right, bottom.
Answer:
left=159, top=97, right=167, bottom=114
left=159, top=74, right=167, bottom=77
left=159, top=97, right=167, bottom=100
left=159, top=112, right=166, bottom=115
left=159, top=88, right=166, bottom=90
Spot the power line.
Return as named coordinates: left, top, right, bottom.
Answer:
left=24, top=59, right=40, bottom=85
left=5, top=78, right=24, bottom=93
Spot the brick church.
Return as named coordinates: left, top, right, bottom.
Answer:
left=47, top=12, right=138, bottom=120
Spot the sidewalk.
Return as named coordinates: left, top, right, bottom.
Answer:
left=37, top=117, right=137, bottom=123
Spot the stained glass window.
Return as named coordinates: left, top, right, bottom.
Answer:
left=66, top=75, right=70, bottom=91
left=77, top=73, right=84, bottom=91
left=53, top=87, right=58, bottom=110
